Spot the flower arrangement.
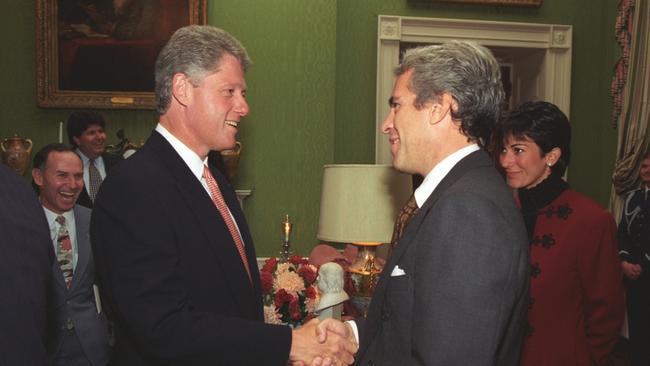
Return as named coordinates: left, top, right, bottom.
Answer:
left=260, top=255, right=319, bottom=327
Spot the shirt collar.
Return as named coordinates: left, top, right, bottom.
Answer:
left=76, top=148, right=104, bottom=166
left=413, top=144, right=480, bottom=207
left=155, top=124, right=208, bottom=182
left=42, top=206, right=75, bottom=227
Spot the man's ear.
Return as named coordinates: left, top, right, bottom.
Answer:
left=429, top=93, right=454, bottom=125
left=171, top=73, right=192, bottom=107
left=32, top=168, right=43, bottom=187
left=72, top=136, right=80, bottom=146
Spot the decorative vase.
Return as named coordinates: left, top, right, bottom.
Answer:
left=1, top=134, right=33, bottom=176
left=220, top=141, right=242, bottom=182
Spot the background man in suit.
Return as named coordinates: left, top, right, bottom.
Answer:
left=66, top=111, right=121, bottom=209
left=0, top=164, right=54, bottom=366
left=618, top=152, right=650, bottom=366
left=32, top=143, right=111, bottom=366
left=319, top=41, right=529, bottom=366
left=90, top=25, right=356, bottom=366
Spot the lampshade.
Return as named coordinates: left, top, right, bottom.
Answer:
left=317, top=164, right=413, bottom=244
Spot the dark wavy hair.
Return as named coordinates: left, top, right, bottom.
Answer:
left=495, top=101, right=571, bottom=176
left=396, top=41, right=505, bottom=146
left=67, top=111, right=105, bottom=147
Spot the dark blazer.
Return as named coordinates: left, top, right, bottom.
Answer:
left=0, top=165, right=54, bottom=366
left=76, top=153, right=121, bottom=209
left=90, top=131, right=291, bottom=366
left=356, top=150, right=530, bottom=366
left=50, top=205, right=111, bottom=366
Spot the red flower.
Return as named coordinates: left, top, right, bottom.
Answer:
left=305, top=285, right=317, bottom=299
left=289, top=255, right=304, bottom=265
left=260, top=270, right=273, bottom=295
left=262, top=257, right=278, bottom=272
left=298, top=265, right=318, bottom=284
left=274, top=289, right=293, bottom=308
left=289, top=297, right=302, bottom=321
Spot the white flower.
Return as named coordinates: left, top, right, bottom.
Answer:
left=264, top=305, right=283, bottom=324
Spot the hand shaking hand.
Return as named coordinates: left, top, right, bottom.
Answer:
left=290, top=318, right=358, bottom=366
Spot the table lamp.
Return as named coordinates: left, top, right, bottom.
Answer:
left=317, top=164, right=412, bottom=313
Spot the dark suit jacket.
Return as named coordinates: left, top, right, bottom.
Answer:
left=356, top=150, right=529, bottom=366
left=50, top=205, right=111, bottom=366
left=90, top=131, right=291, bottom=366
left=0, top=165, right=54, bottom=366
left=76, top=153, right=121, bottom=209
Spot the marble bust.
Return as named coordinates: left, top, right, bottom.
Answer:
left=315, top=262, right=349, bottom=320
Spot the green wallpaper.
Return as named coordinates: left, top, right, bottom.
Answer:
left=334, top=0, right=620, bottom=203
left=0, top=0, right=620, bottom=255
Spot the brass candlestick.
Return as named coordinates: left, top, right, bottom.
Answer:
left=279, top=214, right=293, bottom=262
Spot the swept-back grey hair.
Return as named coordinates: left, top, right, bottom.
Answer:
left=396, top=41, right=504, bottom=145
left=154, top=25, right=252, bottom=114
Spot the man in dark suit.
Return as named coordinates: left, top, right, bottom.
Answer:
left=66, top=111, right=121, bottom=209
left=32, top=144, right=112, bottom=366
left=0, top=164, right=54, bottom=366
left=319, top=41, right=529, bottom=366
left=90, top=25, right=356, bottom=366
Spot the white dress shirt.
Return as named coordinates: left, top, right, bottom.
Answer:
left=413, top=144, right=480, bottom=208
left=43, top=207, right=78, bottom=270
left=155, top=124, right=244, bottom=240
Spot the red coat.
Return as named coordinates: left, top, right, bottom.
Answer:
left=519, top=189, right=624, bottom=366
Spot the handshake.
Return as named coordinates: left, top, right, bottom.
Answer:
left=289, top=318, right=358, bottom=366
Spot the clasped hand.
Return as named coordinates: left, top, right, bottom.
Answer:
left=290, top=318, right=358, bottom=366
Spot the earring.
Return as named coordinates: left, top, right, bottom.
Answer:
left=546, top=162, right=552, bottom=167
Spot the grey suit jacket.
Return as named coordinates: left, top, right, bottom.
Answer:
left=50, top=205, right=111, bottom=366
left=356, top=150, right=529, bottom=366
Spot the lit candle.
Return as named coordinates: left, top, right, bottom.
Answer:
left=282, top=214, right=292, bottom=243
left=58, top=121, right=63, bottom=143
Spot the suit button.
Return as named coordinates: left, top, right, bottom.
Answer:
left=66, top=318, right=74, bottom=330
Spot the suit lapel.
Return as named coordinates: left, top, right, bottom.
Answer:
left=70, top=206, right=90, bottom=290
left=148, top=133, right=258, bottom=307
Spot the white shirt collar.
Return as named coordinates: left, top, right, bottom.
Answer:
left=413, top=144, right=480, bottom=207
left=76, top=148, right=104, bottom=166
left=155, top=124, right=208, bottom=181
left=42, top=206, right=74, bottom=225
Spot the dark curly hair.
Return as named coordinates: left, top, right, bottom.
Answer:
left=495, top=101, right=571, bottom=176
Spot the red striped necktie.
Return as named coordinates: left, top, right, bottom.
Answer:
left=203, top=165, right=252, bottom=285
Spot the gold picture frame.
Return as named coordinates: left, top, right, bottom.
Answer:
left=36, top=0, right=207, bottom=110
left=432, top=0, right=542, bottom=6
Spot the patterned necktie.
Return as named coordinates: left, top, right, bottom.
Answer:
left=389, top=194, right=420, bottom=253
left=88, top=159, right=103, bottom=202
left=55, top=215, right=74, bottom=288
left=203, top=165, right=252, bottom=284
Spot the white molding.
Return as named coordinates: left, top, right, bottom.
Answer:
left=235, top=189, right=252, bottom=210
left=376, top=15, right=573, bottom=164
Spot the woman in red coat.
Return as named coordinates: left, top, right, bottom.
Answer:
left=496, top=101, right=625, bottom=365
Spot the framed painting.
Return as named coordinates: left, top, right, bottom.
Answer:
left=432, top=0, right=542, bottom=5
left=36, top=0, right=207, bottom=110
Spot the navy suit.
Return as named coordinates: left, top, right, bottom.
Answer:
left=0, top=164, right=54, bottom=366
left=90, top=131, right=290, bottom=365
left=50, top=205, right=111, bottom=366
left=356, top=151, right=529, bottom=366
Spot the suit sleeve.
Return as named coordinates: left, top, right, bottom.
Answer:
left=91, top=172, right=291, bottom=365
left=578, top=212, right=625, bottom=365
left=617, top=193, right=635, bottom=262
left=410, top=192, right=527, bottom=365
